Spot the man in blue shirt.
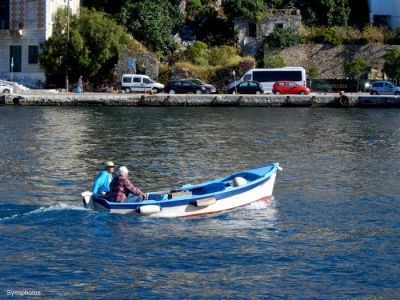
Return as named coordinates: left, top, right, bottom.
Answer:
left=92, top=161, right=115, bottom=195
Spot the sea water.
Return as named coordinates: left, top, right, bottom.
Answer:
left=0, top=106, right=399, bottom=299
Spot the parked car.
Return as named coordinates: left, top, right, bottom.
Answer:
left=121, top=74, right=164, bottom=93
left=0, top=82, right=13, bottom=95
left=187, top=78, right=217, bottom=93
left=272, top=81, right=310, bottom=95
left=369, top=80, right=400, bottom=95
left=165, top=79, right=207, bottom=94
left=228, top=80, right=264, bottom=94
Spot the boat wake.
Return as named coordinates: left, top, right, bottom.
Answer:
left=0, top=203, right=87, bottom=222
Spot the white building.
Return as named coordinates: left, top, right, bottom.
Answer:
left=0, top=0, right=80, bottom=86
left=369, top=0, right=400, bottom=30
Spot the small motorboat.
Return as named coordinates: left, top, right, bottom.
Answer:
left=81, top=163, right=281, bottom=218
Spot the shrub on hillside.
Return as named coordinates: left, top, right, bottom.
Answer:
left=208, top=46, right=241, bottom=66
left=264, top=27, right=300, bottom=49
left=264, top=53, right=285, bottom=68
left=361, top=25, right=385, bottom=44
left=384, top=28, right=400, bottom=45
left=185, top=41, right=209, bottom=65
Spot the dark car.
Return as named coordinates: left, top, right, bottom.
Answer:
left=165, top=79, right=207, bottom=94
left=228, top=81, right=264, bottom=94
left=187, top=78, right=217, bottom=93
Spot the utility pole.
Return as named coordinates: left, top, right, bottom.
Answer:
left=65, top=0, right=70, bottom=92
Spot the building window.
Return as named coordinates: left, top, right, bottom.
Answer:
left=0, top=0, right=10, bottom=29
left=248, top=23, right=257, bottom=37
left=373, top=15, right=390, bottom=28
left=10, top=46, right=22, bottom=72
left=28, top=46, right=39, bottom=64
left=274, top=23, right=284, bottom=30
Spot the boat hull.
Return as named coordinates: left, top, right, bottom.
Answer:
left=85, top=163, right=279, bottom=218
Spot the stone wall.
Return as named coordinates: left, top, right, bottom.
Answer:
left=235, top=9, right=301, bottom=56
left=276, top=44, right=400, bottom=79
left=115, top=50, right=159, bottom=84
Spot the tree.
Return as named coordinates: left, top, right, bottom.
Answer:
left=345, top=58, right=369, bottom=91
left=308, top=65, right=319, bottom=85
left=223, top=0, right=266, bottom=20
left=383, top=49, right=400, bottom=82
left=40, top=8, right=130, bottom=87
left=299, top=0, right=351, bottom=26
left=118, top=0, right=183, bottom=56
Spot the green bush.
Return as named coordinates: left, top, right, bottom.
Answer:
left=185, top=41, right=209, bottom=65
left=208, top=46, right=241, bottom=66
left=264, top=27, right=300, bottom=49
left=323, top=27, right=342, bottom=46
left=384, top=28, right=400, bottom=45
left=308, top=65, right=319, bottom=81
left=264, top=53, right=285, bottom=68
left=361, top=25, right=384, bottom=44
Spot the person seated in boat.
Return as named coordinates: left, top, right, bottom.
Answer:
left=92, top=161, right=115, bottom=195
left=107, top=166, right=147, bottom=202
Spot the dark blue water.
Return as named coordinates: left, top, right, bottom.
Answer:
left=1, top=106, right=400, bottom=299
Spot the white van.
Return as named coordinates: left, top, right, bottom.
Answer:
left=121, top=74, right=164, bottom=93
left=229, top=67, right=306, bottom=93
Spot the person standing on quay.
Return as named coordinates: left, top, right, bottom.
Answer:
left=78, top=75, right=83, bottom=93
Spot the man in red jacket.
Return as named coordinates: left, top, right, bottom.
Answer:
left=108, top=166, right=147, bottom=202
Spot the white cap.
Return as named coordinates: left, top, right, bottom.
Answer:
left=119, top=166, right=129, bottom=176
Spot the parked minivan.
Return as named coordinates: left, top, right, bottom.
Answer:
left=121, top=74, right=164, bottom=93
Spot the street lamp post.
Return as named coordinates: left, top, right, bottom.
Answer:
left=10, top=57, right=14, bottom=82
left=65, top=0, right=70, bottom=92
left=233, top=70, right=237, bottom=94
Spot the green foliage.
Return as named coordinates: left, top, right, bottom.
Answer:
left=40, top=8, right=130, bottom=87
left=264, top=27, right=300, bottom=49
left=118, top=0, right=184, bottom=56
left=208, top=46, right=241, bottom=66
left=383, top=49, right=400, bottom=80
left=323, top=27, right=342, bottom=46
left=345, top=59, right=369, bottom=75
left=299, top=0, right=351, bottom=27
left=192, top=7, right=233, bottom=46
left=308, top=65, right=319, bottom=80
left=345, top=58, right=370, bottom=91
left=361, top=25, right=385, bottom=44
left=383, top=27, right=400, bottom=45
left=264, top=53, right=285, bottom=68
left=183, top=43, right=242, bottom=67
left=223, top=0, right=266, bottom=20
left=186, top=41, right=209, bottom=65
left=302, top=25, right=389, bottom=45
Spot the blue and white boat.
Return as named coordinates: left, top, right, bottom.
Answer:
left=81, top=163, right=281, bottom=217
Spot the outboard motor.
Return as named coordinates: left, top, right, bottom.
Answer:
left=81, top=191, right=94, bottom=209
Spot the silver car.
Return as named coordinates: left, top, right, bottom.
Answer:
left=0, top=83, right=13, bottom=95
left=370, top=81, right=400, bottom=95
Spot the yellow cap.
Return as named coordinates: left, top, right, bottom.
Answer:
left=104, top=161, right=115, bottom=167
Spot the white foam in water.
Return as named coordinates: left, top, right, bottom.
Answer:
left=0, top=203, right=87, bottom=222
left=247, top=201, right=269, bottom=210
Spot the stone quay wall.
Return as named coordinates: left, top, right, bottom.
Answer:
left=1, top=93, right=400, bottom=108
